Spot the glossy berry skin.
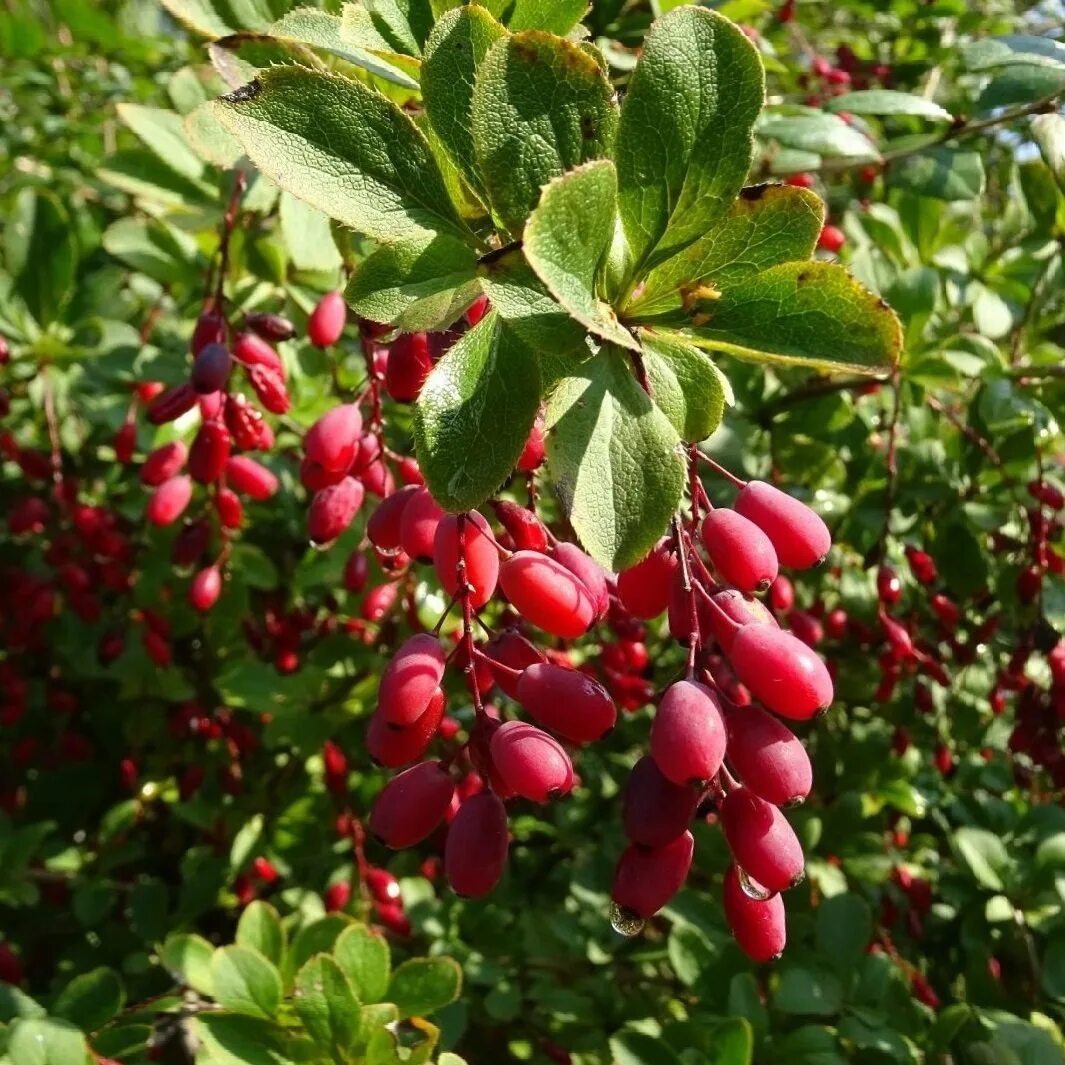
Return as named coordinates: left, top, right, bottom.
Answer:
left=433, top=511, right=499, bottom=609
left=485, top=631, right=544, bottom=699
left=370, top=761, right=454, bottom=848
left=308, top=291, right=347, bottom=348
left=444, top=791, right=509, bottom=898
left=499, top=551, right=596, bottom=639
left=247, top=365, right=290, bottom=415
left=612, top=831, right=694, bottom=919
left=877, top=565, right=902, bottom=605
left=490, top=720, right=574, bottom=802
left=399, top=488, right=445, bottom=562
left=190, top=566, right=222, bottom=611
left=147, top=383, right=197, bottom=425
left=721, top=788, right=805, bottom=894
left=650, top=680, right=727, bottom=785
left=553, top=543, right=609, bottom=620
left=701, top=509, right=779, bottom=593
left=517, top=420, right=545, bottom=471
left=225, top=456, right=278, bottom=500
left=617, top=539, right=677, bottom=619
left=233, top=331, right=285, bottom=376
left=366, top=689, right=445, bottom=768
left=493, top=500, right=548, bottom=553
left=722, top=864, right=786, bottom=962
left=146, top=476, right=192, bottom=526
left=385, top=332, right=433, bottom=402
left=622, top=756, right=699, bottom=848
left=190, top=343, right=232, bottom=394
left=818, top=224, right=845, bottom=253
left=309, top=477, right=365, bottom=545
left=735, top=481, right=831, bottom=570
left=191, top=309, right=226, bottom=355
left=707, top=589, right=778, bottom=653
left=367, top=485, right=418, bottom=551
left=378, top=634, right=447, bottom=727
left=216, top=489, right=243, bottom=529
left=189, top=421, right=231, bottom=484
left=516, top=662, right=616, bottom=744
left=304, top=404, right=362, bottom=474
left=727, top=624, right=833, bottom=720
left=141, top=442, right=187, bottom=487
left=724, top=704, right=812, bottom=806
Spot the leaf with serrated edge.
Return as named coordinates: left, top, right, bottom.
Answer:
left=676, top=260, right=902, bottom=375
left=213, top=66, right=470, bottom=245
left=640, top=331, right=731, bottom=442
left=628, top=184, right=824, bottom=319
left=387, top=957, right=462, bottom=1019
left=546, top=348, right=685, bottom=571
left=415, top=311, right=542, bottom=511
left=349, top=234, right=480, bottom=331
left=471, top=31, right=617, bottom=235
left=423, top=6, right=507, bottom=202
left=525, top=160, right=639, bottom=352
left=507, top=0, right=588, bottom=35
left=614, top=7, right=764, bottom=281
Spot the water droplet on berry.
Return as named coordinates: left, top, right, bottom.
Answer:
left=610, top=902, right=645, bottom=937
left=737, top=866, right=773, bottom=901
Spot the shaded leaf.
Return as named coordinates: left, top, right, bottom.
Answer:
left=386, top=957, right=462, bottom=1019
left=640, top=330, right=730, bottom=442
left=210, top=945, right=283, bottom=1018
left=51, top=968, right=124, bottom=1033
left=890, top=148, right=986, bottom=201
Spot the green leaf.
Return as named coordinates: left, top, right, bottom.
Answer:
left=707, top=1018, right=754, bottom=1065
left=952, top=827, right=1014, bottom=892
left=824, top=90, right=953, bottom=122
left=115, top=103, right=206, bottom=182
left=609, top=1030, right=683, bottom=1065
left=51, top=968, right=124, bottom=1032
left=471, top=30, right=617, bottom=235
left=4, top=189, right=78, bottom=327
left=890, top=148, right=986, bottom=201
left=1042, top=934, right=1065, bottom=1000
left=279, top=192, right=342, bottom=274
left=962, top=35, right=1065, bottom=73
left=158, top=0, right=232, bottom=38
left=506, top=0, right=587, bottom=35
left=213, top=66, right=469, bottom=244
left=333, top=925, right=391, bottom=1003
left=524, top=160, right=638, bottom=351
left=101, top=217, right=197, bottom=287
left=7, top=1018, right=92, bottom=1065
left=364, top=0, right=433, bottom=56
left=760, top=113, right=879, bottom=161
left=614, top=6, right=763, bottom=277
left=629, top=184, right=825, bottom=318
left=159, top=933, right=215, bottom=996
left=681, top=260, right=902, bottom=375
left=347, top=233, right=480, bottom=331
left=545, top=347, right=685, bottom=570
left=294, top=954, right=362, bottom=1054
left=211, top=945, right=283, bottom=1018
left=774, top=966, right=844, bottom=1016
left=640, top=331, right=730, bottom=442
left=414, top=311, right=542, bottom=511
left=1032, top=114, right=1065, bottom=194
left=236, top=901, right=286, bottom=966
left=184, top=103, right=244, bottom=168
left=289, top=915, right=353, bottom=980
left=815, top=893, right=873, bottom=975
left=194, top=1013, right=295, bottom=1065
left=978, top=65, right=1065, bottom=111
left=386, top=957, right=462, bottom=1019
left=0, top=986, right=46, bottom=1025
left=422, top=6, right=507, bottom=201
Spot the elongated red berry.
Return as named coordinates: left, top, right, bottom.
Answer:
left=309, top=477, right=365, bottom=545
left=434, top=511, right=499, bottom=609
left=147, top=476, right=192, bottom=526
left=722, top=864, right=786, bottom=962
left=622, top=756, right=699, bottom=848
left=247, top=365, right=290, bottom=414
left=612, top=831, right=694, bottom=919
left=147, top=383, right=197, bottom=425
left=191, top=308, right=226, bottom=355
left=734, top=481, right=831, bottom=570
left=367, top=485, right=418, bottom=551
left=367, top=689, right=445, bottom=768
left=246, top=311, right=295, bottom=342
left=304, top=404, right=362, bottom=474
left=499, top=551, right=596, bottom=639
left=485, top=630, right=544, bottom=699
left=114, top=421, right=136, bottom=463
left=191, top=343, right=232, bottom=394
left=617, top=539, right=677, bottom=619
left=516, top=662, right=616, bottom=744
left=724, top=704, right=811, bottom=806
left=370, top=761, right=454, bottom=848
left=667, top=568, right=713, bottom=644
left=308, top=291, right=347, bottom=348
left=493, top=500, right=548, bottom=553
left=444, top=791, right=509, bottom=897
left=399, top=488, right=445, bottom=562
left=233, top=332, right=285, bottom=376
left=466, top=293, right=489, bottom=327
left=379, top=634, right=447, bottom=727
left=701, top=509, right=779, bottom=593
left=490, top=720, right=573, bottom=802
left=650, top=680, right=727, bottom=785
left=190, top=566, right=222, bottom=612
left=721, top=788, right=804, bottom=894
left=516, top=419, right=545, bottom=472
left=385, top=333, right=432, bottom=402
left=706, top=589, right=778, bottom=653
left=216, top=488, right=243, bottom=529
left=141, top=442, right=187, bottom=486
left=727, top=624, right=833, bottom=720
left=225, top=456, right=278, bottom=500
left=553, top=543, right=609, bottom=620
left=189, top=421, right=231, bottom=484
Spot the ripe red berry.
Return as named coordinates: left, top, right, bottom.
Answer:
left=216, top=488, right=243, bottom=529
left=724, top=704, right=812, bottom=806
left=517, top=418, right=546, bottom=472
left=515, top=662, right=616, bottom=743
left=612, top=831, right=694, bottom=919
left=485, top=630, right=544, bottom=699
left=113, top=421, right=136, bottom=463
left=785, top=172, right=813, bottom=189
left=399, top=488, right=445, bottom=562
left=370, top=761, right=454, bottom=848
left=721, top=788, right=805, bottom=894
left=324, top=881, right=352, bottom=913
left=877, top=565, right=902, bottom=605
left=622, top=756, right=699, bottom=848
left=493, top=500, right=548, bottom=553
left=379, top=635, right=447, bottom=727
left=490, top=720, right=574, bottom=802
left=385, top=332, right=433, bottom=402
left=701, top=509, right=779, bottom=593
left=191, top=343, right=232, bottom=393
left=817, top=224, right=845, bottom=253
left=727, top=624, right=833, bottom=720
left=308, top=477, right=365, bottom=545
left=225, top=456, right=278, bottom=500
left=147, top=383, right=198, bottom=425
left=768, top=575, right=794, bottom=613
left=141, top=441, right=187, bottom=486
left=189, top=421, right=231, bottom=484
left=465, top=293, right=489, bottom=327
left=247, top=364, right=290, bottom=414
left=191, top=308, right=227, bottom=355
left=499, top=551, right=596, bottom=639
left=722, top=864, right=786, bottom=962
left=367, top=485, right=418, bottom=552
left=190, top=566, right=222, bottom=611
left=146, top=475, right=193, bottom=526
left=905, top=546, right=937, bottom=585
left=444, top=791, right=509, bottom=897
left=617, top=539, right=678, bottom=619
left=233, top=331, right=285, bottom=376
left=552, top=543, right=609, bottom=620
left=433, top=511, right=500, bottom=609
left=304, top=404, right=362, bottom=474
left=245, top=311, right=295, bottom=342
left=734, top=481, right=831, bottom=569
left=366, top=689, right=446, bottom=768
left=308, top=291, right=347, bottom=348
left=706, top=589, right=777, bottom=653
left=650, top=680, right=727, bottom=785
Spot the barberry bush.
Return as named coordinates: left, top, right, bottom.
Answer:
left=1, top=0, right=1065, bottom=1063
